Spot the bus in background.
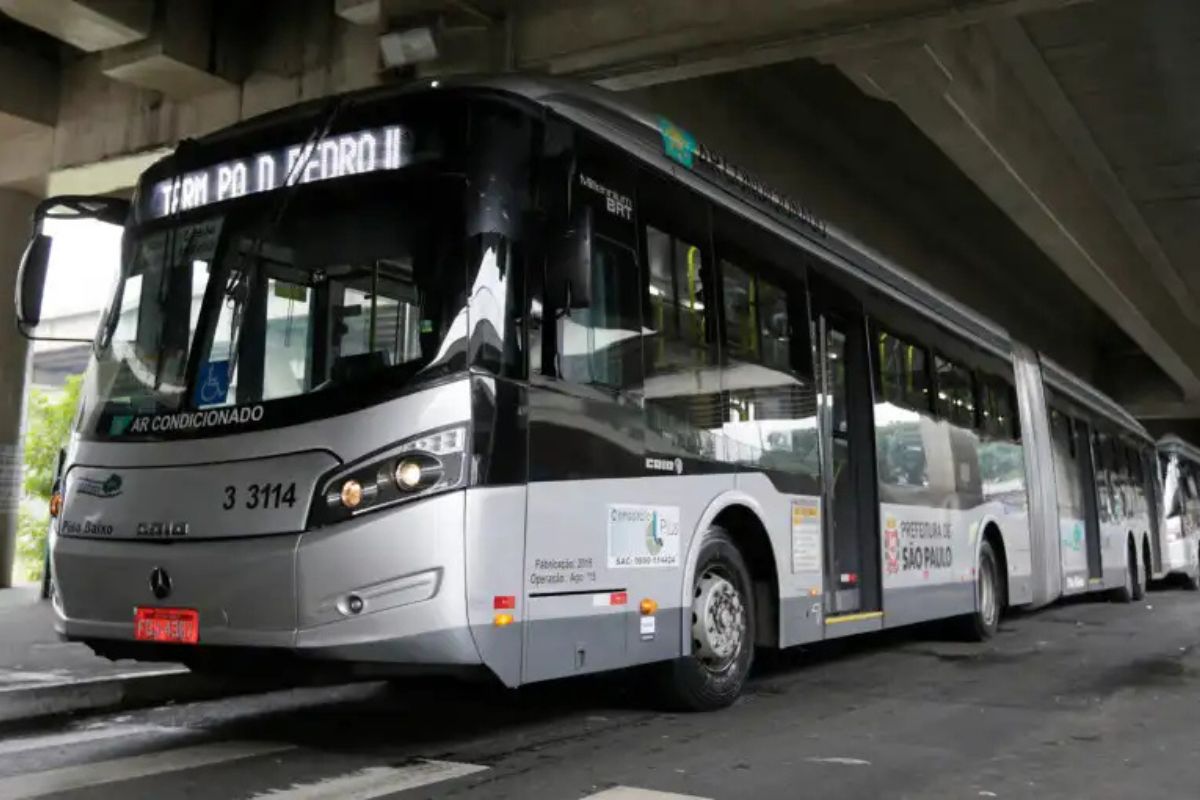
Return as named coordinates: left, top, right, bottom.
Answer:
left=12, top=76, right=1165, bottom=710
left=1156, top=435, right=1200, bottom=589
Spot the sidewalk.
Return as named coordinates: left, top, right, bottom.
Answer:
left=0, top=586, right=226, bottom=723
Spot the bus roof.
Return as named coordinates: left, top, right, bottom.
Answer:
left=168, top=73, right=1150, bottom=442
left=1157, top=434, right=1200, bottom=461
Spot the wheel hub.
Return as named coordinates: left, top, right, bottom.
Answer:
left=692, top=571, right=746, bottom=666
left=979, top=560, right=996, bottom=627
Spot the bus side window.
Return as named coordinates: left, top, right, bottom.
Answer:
left=876, top=329, right=932, bottom=413
left=554, top=237, right=642, bottom=391
left=978, top=376, right=1015, bottom=441
left=933, top=355, right=975, bottom=429
left=1165, top=456, right=1183, bottom=517
left=639, top=171, right=719, bottom=461
left=874, top=329, right=931, bottom=489
left=1115, top=441, right=1130, bottom=519
left=547, top=135, right=642, bottom=393
left=1127, top=444, right=1144, bottom=516
left=1048, top=407, right=1082, bottom=520
left=644, top=225, right=711, bottom=374
left=713, top=222, right=818, bottom=479
left=1094, top=431, right=1114, bottom=522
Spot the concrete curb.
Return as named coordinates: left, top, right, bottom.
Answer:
left=0, top=668, right=240, bottom=724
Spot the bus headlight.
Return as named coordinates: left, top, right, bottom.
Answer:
left=395, top=460, right=423, bottom=490
left=340, top=479, right=364, bottom=508
left=310, top=425, right=466, bottom=527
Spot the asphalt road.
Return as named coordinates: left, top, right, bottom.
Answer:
left=2, top=588, right=1199, bottom=800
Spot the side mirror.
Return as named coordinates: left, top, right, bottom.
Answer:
left=549, top=203, right=593, bottom=310
left=15, top=233, right=52, bottom=333
left=13, top=194, right=129, bottom=341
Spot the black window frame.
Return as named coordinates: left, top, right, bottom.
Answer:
left=711, top=233, right=810, bottom=380
left=932, top=351, right=978, bottom=429
left=637, top=168, right=720, bottom=376
left=871, top=323, right=934, bottom=415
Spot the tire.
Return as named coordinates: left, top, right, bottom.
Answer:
left=39, top=550, right=52, bottom=601
left=959, top=540, right=1002, bottom=641
left=1140, top=540, right=1153, bottom=594
left=1110, top=540, right=1138, bottom=603
left=1184, top=569, right=1200, bottom=592
left=657, top=527, right=755, bottom=711
left=1132, top=541, right=1147, bottom=601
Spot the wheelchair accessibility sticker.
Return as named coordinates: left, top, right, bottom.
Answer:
left=195, top=360, right=231, bottom=407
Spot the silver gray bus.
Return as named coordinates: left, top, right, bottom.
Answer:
left=14, top=76, right=1163, bottom=710
left=1156, top=435, right=1200, bottom=588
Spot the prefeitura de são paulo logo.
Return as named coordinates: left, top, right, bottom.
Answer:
left=884, top=516, right=900, bottom=575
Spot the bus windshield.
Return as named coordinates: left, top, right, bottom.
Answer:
left=83, top=172, right=468, bottom=436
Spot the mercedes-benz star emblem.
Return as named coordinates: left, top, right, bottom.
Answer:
left=149, top=567, right=172, bottom=600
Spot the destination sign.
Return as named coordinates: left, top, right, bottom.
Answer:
left=150, top=125, right=411, bottom=219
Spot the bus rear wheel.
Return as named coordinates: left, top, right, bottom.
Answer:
left=658, top=527, right=755, bottom=711
left=958, top=540, right=1001, bottom=641
left=1110, top=540, right=1141, bottom=603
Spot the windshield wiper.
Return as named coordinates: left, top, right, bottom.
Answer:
left=153, top=226, right=197, bottom=393
left=217, top=97, right=348, bottom=393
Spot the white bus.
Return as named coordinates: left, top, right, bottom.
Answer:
left=1156, top=435, right=1200, bottom=588
left=15, top=76, right=1163, bottom=710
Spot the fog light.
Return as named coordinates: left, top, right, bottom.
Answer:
left=340, top=479, right=363, bottom=509
left=394, top=460, right=422, bottom=490
left=346, top=594, right=364, bottom=615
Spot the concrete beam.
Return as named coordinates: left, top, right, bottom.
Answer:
left=0, top=46, right=58, bottom=130
left=49, top=3, right=382, bottom=173
left=509, top=0, right=1091, bottom=90
left=0, top=0, right=152, bottom=52
left=335, top=0, right=496, bottom=27
left=0, top=47, right=56, bottom=191
left=986, top=18, right=1199, bottom=328
left=836, top=26, right=1200, bottom=404
left=46, top=147, right=169, bottom=197
left=100, top=0, right=232, bottom=98
left=335, top=0, right=385, bottom=26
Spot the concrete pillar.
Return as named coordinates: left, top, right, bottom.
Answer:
left=0, top=189, right=37, bottom=588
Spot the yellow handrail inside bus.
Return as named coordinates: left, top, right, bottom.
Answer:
left=686, top=245, right=702, bottom=347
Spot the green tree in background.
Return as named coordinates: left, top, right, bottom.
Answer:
left=15, top=375, right=81, bottom=582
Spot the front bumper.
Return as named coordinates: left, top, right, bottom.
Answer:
left=53, top=490, right=482, bottom=668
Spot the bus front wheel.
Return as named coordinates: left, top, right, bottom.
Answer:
left=659, top=527, right=755, bottom=712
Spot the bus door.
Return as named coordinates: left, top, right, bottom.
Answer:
left=1075, top=420, right=1104, bottom=580
left=814, top=288, right=881, bottom=617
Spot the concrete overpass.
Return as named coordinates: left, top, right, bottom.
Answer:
left=1, top=0, right=1198, bottom=581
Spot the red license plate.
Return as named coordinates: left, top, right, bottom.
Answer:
left=134, top=607, right=199, bottom=644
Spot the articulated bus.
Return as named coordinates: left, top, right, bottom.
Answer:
left=1156, top=435, right=1200, bottom=588
left=14, top=76, right=1164, bottom=709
